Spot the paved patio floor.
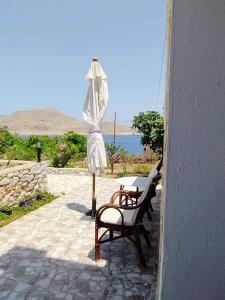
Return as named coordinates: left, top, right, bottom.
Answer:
left=0, top=176, right=160, bottom=299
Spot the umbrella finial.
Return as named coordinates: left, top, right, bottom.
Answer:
left=93, top=56, right=98, bottom=62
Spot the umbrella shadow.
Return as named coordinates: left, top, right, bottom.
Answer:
left=66, top=202, right=95, bottom=222
left=66, top=202, right=89, bottom=214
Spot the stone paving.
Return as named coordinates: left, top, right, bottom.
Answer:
left=0, top=175, right=161, bottom=299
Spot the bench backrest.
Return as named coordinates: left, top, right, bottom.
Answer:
left=138, top=162, right=159, bottom=204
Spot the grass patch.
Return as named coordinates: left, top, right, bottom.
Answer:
left=115, top=172, right=130, bottom=178
left=133, top=164, right=152, bottom=176
left=0, top=192, right=56, bottom=228
left=103, top=163, right=154, bottom=178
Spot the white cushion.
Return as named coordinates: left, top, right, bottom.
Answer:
left=117, top=176, right=148, bottom=187
left=148, top=168, right=158, bottom=183
left=117, top=162, right=159, bottom=189
left=99, top=163, right=159, bottom=226
left=100, top=207, right=139, bottom=226
left=138, top=168, right=158, bottom=204
left=123, top=185, right=144, bottom=192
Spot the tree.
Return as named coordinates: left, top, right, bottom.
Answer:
left=105, top=143, right=120, bottom=174
left=132, top=111, right=164, bottom=154
left=105, top=143, right=128, bottom=175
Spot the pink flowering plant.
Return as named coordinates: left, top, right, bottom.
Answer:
left=50, top=131, right=87, bottom=168
left=59, top=143, right=66, bottom=150
left=51, top=143, right=71, bottom=168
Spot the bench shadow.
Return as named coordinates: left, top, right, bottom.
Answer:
left=0, top=245, right=155, bottom=299
left=87, top=212, right=160, bottom=268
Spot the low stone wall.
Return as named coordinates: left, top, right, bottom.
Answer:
left=0, top=161, right=48, bottom=206
left=47, top=167, right=89, bottom=176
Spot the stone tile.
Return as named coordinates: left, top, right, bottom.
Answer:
left=34, top=278, right=52, bottom=289
left=0, top=278, right=17, bottom=292
left=0, top=289, right=11, bottom=299
left=6, top=292, right=26, bottom=300
left=14, top=281, right=33, bottom=293
left=78, top=271, right=92, bottom=281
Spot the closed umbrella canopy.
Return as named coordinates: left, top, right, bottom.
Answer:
left=83, top=57, right=108, bottom=217
left=83, top=57, right=108, bottom=174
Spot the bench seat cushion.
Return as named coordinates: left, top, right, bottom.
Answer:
left=100, top=207, right=138, bottom=226
left=123, top=185, right=144, bottom=192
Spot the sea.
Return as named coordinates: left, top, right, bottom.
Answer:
left=21, top=134, right=143, bottom=155
left=103, top=135, right=143, bottom=155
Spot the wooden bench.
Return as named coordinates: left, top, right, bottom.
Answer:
left=95, top=172, right=161, bottom=268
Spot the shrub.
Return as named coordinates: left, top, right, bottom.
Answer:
left=66, top=152, right=87, bottom=168
left=118, top=148, right=128, bottom=173
left=0, top=129, right=87, bottom=167
left=0, top=129, right=24, bottom=156
left=63, top=131, right=87, bottom=153
left=133, top=164, right=151, bottom=176
left=116, top=172, right=129, bottom=178
left=5, top=141, right=36, bottom=160
left=51, top=143, right=71, bottom=168
left=51, top=132, right=87, bottom=168
left=26, top=135, right=61, bottom=159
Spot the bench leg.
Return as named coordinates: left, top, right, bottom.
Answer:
left=149, top=201, right=154, bottom=212
left=134, top=228, right=147, bottom=268
left=146, top=205, right=152, bottom=220
left=95, top=226, right=100, bottom=261
left=140, top=224, right=151, bottom=247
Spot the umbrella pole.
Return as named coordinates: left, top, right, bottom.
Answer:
left=91, top=173, right=96, bottom=218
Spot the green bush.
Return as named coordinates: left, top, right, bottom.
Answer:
left=0, top=212, right=8, bottom=221
left=26, top=135, right=62, bottom=159
left=0, top=129, right=87, bottom=167
left=0, top=129, right=24, bottom=157
left=63, top=131, right=87, bottom=153
left=5, top=142, right=36, bottom=160
left=133, top=164, right=152, bottom=176
left=66, top=152, right=87, bottom=168
left=51, top=143, right=71, bottom=168
left=51, top=131, right=87, bottom=167
left=116, top=172, right=129, bottom=178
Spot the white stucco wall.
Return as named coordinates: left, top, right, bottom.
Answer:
left=158, top=0, right=225, bottom=299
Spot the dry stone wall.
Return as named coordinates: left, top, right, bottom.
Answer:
left=47, top=167, right=89, bottom=176
left=0, top=161, right=47, bottom=206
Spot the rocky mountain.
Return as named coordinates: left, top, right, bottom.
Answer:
left=0, top=108, right=135, bottom=135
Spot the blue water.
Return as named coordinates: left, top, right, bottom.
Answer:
left=103, top=135, right=142, bottom=155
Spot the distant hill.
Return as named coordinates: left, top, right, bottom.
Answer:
left=0, top=108, right=135, bottom=136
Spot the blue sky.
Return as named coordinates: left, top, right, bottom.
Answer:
left=0, top=0, right=166, bottom=125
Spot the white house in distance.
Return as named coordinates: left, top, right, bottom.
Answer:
left=157, top=0, right=225, bottom=299
left=143, top=144, right=152, bottom=160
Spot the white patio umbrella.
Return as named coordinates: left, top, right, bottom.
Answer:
left=83, top=57, right=109, bottom=217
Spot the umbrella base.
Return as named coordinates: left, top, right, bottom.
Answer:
left=85, top=209, right=92, bottom=216
left=85, top=209, right=96, bottom=218
left=85, top=197, right=96, bottom=218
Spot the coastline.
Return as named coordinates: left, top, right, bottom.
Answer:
left=13, top=131, right=141, bottom=136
